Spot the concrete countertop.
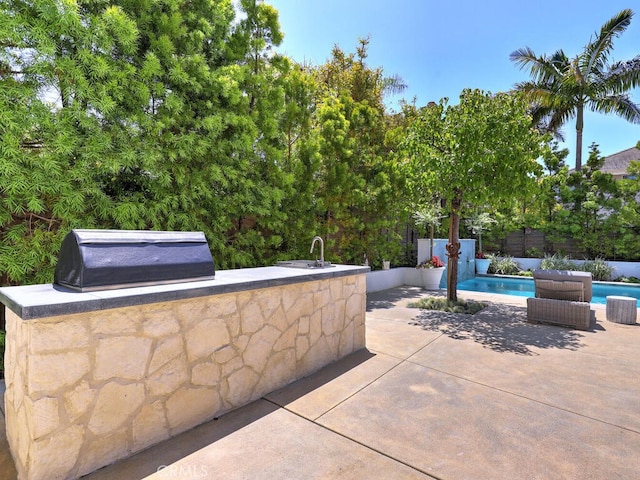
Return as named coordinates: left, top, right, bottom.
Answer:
left=0, top=264, right=370, bottom=320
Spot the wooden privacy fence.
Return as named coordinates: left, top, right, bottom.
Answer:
left=494, top=229, right=583, bottom=258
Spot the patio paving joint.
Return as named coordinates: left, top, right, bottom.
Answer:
left=312, top=359, right=409, bottom=422
left=261, top=396, right=444, bottom=480
left=266, top=354, right=409, bottom=422
left=403, top=357, right=640, bottom=434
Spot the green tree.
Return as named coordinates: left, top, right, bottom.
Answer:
left=110, top=0, right=249, bottom=266
left=555, top=144, right=622, bottom=257
left=0, top=1, right=145, bottom=284
left=274, top=62, right=323, bottom=260
left=404, top=89, right=543, bottom=301
left=413, top=204, right=444, bottom=261
left=527, top=141, right=571, bottom=249
left=464, top=212, right=496, bottom=254
left=224, top=0, right=293, bottom=265
left=309, top=38, right=408, bottom=267
left=511, top=9, right=640, bottom=170
left=84, top=0, right=289, bottom=269
left=0, top=0, right=297, bottom=285
left=615, top=159, right=640, bottom=259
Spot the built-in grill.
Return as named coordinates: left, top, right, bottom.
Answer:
left=54, top=229, right=216, bottom=292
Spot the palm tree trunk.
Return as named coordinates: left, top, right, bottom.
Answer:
left=575, top=102, right=584, bottom=171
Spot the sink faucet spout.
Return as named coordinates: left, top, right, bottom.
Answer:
left=310, top=236, right=324, bottom=263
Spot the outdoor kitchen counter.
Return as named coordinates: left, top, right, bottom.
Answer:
left=0, top=264, right=370, bottom=320
left=1, top=264, right=369, bottom=480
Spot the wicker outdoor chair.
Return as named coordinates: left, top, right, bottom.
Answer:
left=526, top=270, right=592, bottom=330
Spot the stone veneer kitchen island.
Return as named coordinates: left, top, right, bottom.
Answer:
left=0, top=264, right=369, bottom=480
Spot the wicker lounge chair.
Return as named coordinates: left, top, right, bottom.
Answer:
left=526, top=270, right=592, bottom=330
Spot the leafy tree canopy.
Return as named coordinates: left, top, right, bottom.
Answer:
left=404, top=88, right=544, bottom=300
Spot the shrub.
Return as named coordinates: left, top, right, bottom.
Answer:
left=538, top=253, right=614, bottom=281
left=408, top=297, right=487, bottom=314
left=540, top=253, right=577, bottom=271
left=616, top=276, right=640, bottom=283
left=524, top=247, right=543, bottom=258
left=489, top=255, right=520, bottom=275
left=580, top=258, right=614, bottom=281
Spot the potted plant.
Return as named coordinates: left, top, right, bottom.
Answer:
left=414, top=203, right=444, bottom=260
left=465, top=212, right=496, bottom=274
left=416, top=255, right=446, bottom=290
left=475, top=251, right=491, bottom=275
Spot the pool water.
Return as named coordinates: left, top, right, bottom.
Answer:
left=457, top=275, right=640, bottom=307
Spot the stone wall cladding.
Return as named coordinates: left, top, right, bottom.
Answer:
left=4, top=274, right=366, bottom=480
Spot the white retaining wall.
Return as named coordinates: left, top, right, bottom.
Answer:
left=366, top=260, right=640, bottom=293
left=366, top=267, right=420, bottom=293
left=512, top=258, right=640, bottom=279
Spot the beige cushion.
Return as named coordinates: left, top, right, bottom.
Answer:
left=535, top=279, right=584, bottom=302
left=532, top=270, right=593, bottom=302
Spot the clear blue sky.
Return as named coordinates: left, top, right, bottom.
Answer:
left=267, top=0, right=640, bottom=167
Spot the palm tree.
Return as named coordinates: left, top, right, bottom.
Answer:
left=510, top=9, right=640, bottom=170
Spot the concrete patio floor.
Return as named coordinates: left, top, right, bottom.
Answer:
left=3, top=286, right=640, bottom=479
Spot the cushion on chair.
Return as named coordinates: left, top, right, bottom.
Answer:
left=532, top=270, right=592, bottom=302
left=534, top=279, right=584, bottom=302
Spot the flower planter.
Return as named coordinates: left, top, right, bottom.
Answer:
left=476, top=258, right=491, bottom=274
left=420, top=267, right=445, bottom=290
left=382, top=260, right=391, bottom=270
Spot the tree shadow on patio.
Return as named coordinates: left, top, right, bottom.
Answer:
left=409, top=301, right=592, bottom=356
left=366, top=286, right=425, bottom=311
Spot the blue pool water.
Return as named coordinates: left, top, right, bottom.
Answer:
left=457, top=275, right=640, bottom=307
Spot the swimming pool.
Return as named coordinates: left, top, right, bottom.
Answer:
left=457, top=275, right=640, bottom=307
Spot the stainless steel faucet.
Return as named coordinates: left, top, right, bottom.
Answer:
left=310, top=236, right=324, bottom=264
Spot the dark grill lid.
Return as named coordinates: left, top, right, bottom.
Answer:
left=54, top=229, right=216, bottom=292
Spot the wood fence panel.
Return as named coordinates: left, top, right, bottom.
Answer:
left=503, top=230, right=585, bottom=258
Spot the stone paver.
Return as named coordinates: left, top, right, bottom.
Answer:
left=1, top=286, right=639, bottom=480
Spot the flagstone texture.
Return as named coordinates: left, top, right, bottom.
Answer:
left=4, top=274, right=366, bottom=480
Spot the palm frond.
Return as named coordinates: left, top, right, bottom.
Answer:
left=510, top=47, right=568, bottom=84
left=382, top=74, right=407, bottom=96
left=549, top=125, right=566, bottom=142
left=510, top=46, right=538, bottom=68
left=548, top=50, right=571, bottom=80
left=547, top=108, right=575, bottom=132
left=590, top=94, right=640, bottom=123
left=607, top=55, right=640, bottom=89
left=525, top=101, right=572, bottom=140
left=556, top=73, right=583, bottom=100
left=513, top=80, right=555, bottom=96
left=583, top=9, right=633, bottom=76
